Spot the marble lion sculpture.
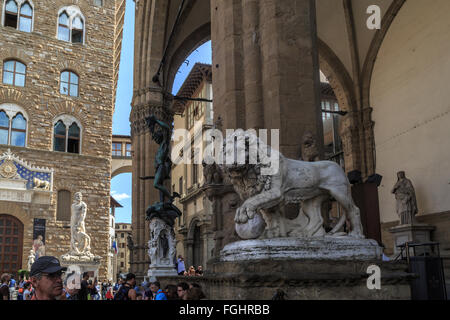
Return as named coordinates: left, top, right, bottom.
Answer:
left=221, top=129, right=364, bottom=240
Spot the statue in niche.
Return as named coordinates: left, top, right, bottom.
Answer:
left=148, top=218, right=176, bottom=267
left=391, top=171, right=418, bottom=225
left=300, top=131, right=320, bottom=162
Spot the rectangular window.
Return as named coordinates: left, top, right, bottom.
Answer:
left=69, top=84, right=78, bottom=97
left=5, top=13, right=18, bottom=29
left=57, top=190, right=71, bottom=221
left=72, top=29, right=83, bottom=44
left=0, top=128, right=9, bottom=145
left=120, top=262, right=124, bottom=268
left=126, top=143, right=132, bottom=157
left=14, top=73, right=25, bottom=87
left=112, top=143, right=122, bottom=156
left=60, top=81, right=69, bottom=95
left=58, top=26, right=70, bottom=41
left=3, top=70, right=14, bottom=85
left=19, top=16, right=32, bottom=32
left=179, top=177, right=183, bottom=195
left=54, top=136, right=66, bottom=152
left=193, top=164, right=198, bottom=185
left=68, top=137, right=80, bottom=154
left=11, top=131, right=25, bottom=147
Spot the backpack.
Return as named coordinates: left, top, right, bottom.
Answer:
left=114, top=284, right=131, bottom=301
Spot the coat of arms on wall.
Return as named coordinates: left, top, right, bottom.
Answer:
left=0, top=149, right=53, bottom=192
left=0, top=159, right=19, bottom=179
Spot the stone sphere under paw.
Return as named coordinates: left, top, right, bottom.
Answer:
left=235, top=213, right=266, bottom=240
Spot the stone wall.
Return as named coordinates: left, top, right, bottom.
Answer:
left=0, top=0, right=125, bottom=280
left=158, top=258, right=413, bottom=300
left=0, top=145, right=111, bottom=278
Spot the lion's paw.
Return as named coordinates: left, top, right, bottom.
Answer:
left=235, top=207, right=246, bottom=224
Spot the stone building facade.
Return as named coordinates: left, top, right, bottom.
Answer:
left=115, top=222, right=131, bottom=279
left=0, top=0, right=125, bottom=280
left=171, top=63, right=214, bottom=270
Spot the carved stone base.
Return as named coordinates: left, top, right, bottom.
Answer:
left=389, top=223, right=435, bottom=255
left=220, top=237, right=383, bottom=262
left=157, top=258, right=414, bottom=300
left=147, top=217, right=178, bottom=282
left=147, top=266, right=178, bottom=282
left=60, top=260, right=101, bottom=279
left=61, top=251, right=101, bottom=263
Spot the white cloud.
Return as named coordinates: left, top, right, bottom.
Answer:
left=111, top=191, right=131, bottom=201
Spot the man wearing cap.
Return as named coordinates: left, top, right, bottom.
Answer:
left=29, top=256, right=67, bottom=300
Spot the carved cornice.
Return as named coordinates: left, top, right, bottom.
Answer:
left=0, top=149, right=52, bottom=173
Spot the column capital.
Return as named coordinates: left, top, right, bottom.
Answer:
left=130, top=92, right=175, bottom=136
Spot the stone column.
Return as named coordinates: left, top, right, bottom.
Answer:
left=130, top=0, right=172, bottom=281
left=211, top=0, right=323, bottom=158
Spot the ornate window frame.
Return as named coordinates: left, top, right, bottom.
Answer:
left=56, top=6, right=86, bottom=45
left=0, top=103, right=28, bottom=147
left=52, top=114, right=83, bottom=154
left=1, top=0, right=34, bottom=32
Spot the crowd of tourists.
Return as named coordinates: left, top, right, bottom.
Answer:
left=0, top=256, right=206, bottom=301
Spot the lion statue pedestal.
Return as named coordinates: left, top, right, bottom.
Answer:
left=220, top=237, right=382, bottom=262
left=198, top=130, right=413, bottom=299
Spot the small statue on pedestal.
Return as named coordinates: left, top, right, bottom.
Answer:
left=391, top=171, right=418, bottom=225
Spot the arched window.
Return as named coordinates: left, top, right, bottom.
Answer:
left=57, top=7, right=85, bottom=44
left=0, top=111, right=10, bottom=145
left=11, top=113, right=26, bottom=147
left=67, top=122, right=80, bottom=153
left=0, top=104, right=28, bottom=147
left=60, top=70, right=79, bottom=97
left=53, top=120, right=66, bottom=152
left=3, top=0, right=33, bottom=32
left=18, top=2, right=32, bottom=32
left=57, top=190, right=71, bottom=221
left=53, top=116, right=82, bottom=154
left=4, top=0, right=18, bottom=28
left=57, top=11, right=70, bottom=41
left=3, top=60, right=26, bottom=87
left=71, top=15, right=83, bottom=44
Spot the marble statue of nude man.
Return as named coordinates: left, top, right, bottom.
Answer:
left=70, top=192, right=91, bottom=255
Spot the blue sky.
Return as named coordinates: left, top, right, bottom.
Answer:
left=111, top=0, right=212, bottom=223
